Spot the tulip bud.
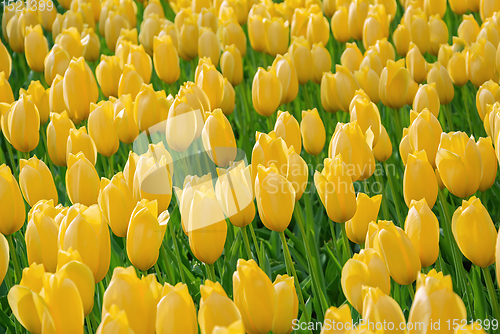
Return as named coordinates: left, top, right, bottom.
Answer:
left=105, top=10, right=130, bottom=51
left=289, top=37, right=312, bottom=85
left=467, top=38, right=498, bottom=87
left=477, top=80, right=500, bottom=121
left=272, top=274, right=298, bottom=334
left=24, top=25, right=48, bottom=73
left=361, top=287, right=406, bottom=331
left=0, top=165, right=26, bottom=235
left=217, top=19, right=246, bottom=57
left=407, top=43, right=428, bottom=84
left=22, top=81, right=49, bottom=125
left=127, top=44, right=152, bottom=84
left=220, top=44, right=243, bottom=87
left=19, top=156, right=58, bottom=207
left=251, top=131, right=289, bottom=184
left=95, top=55, right=122, bottom=98
left=252, top=67, right=282, bottom=117
left=321, top=65, right=360, bottom=113
left=63, top=57, right=98, bottom=122
left=365, top=220, right=421, bottom=285
left=8, top=94, right=40, bottom=152
left=47, top=111, right=76, bottom=167
left=44, top=44, right=71, bottom=86
left=0, top=72, right=13, bottom=104
left=153, top=34, right=180, bottom=85
left=331, top=6, right=351, bottom=43
left=220, top=78, right=236, bottom=116
left=436, top=132, right=482, bottom=198
left=301, top=108, right=326, bottom=156
left=66, top=152, right=100, bottom=206
left=248, top=14, right=267, bottom=53
left=341, top=42, right=363, bottom=73
left=314, top=155, right=357, bottom=223
left=112, top=94, right=139, bottom=144
left=202, top=108, right=237, bottom=166
left=342, top=248, right=391, bottom=313
left=348, top=0, right=369, bottom=40
left=311, top=42, right=331, bottom=84
left=320, top=304, right=352, bottom=334
left=196, top=62, right=225, bottom=110
left=404, top=150, right=438, bottom=208
left=55, top=27, right=84, bottom=59
left=413, top=83, right=440, bottom=117
left=345, top=194, right=382, bottom=244
left=350, top=96, right=382, bottom=146
left=362, top=9, right=386, bottom=50
left=166, top=96, right=200, bottom=152
left=379, top=59, right=411, bottom=109
left=88, top=101, right=119, bottom=157
left=198, top=28, right=221, bottom=67
left=274, top=111, right=301, bottom=154
left=409, top=15, right=430, bottom=55
left=427, top=62, right=454, bottom=105
left=307, top=11, right=329, bottom=46
left=373, top=125, right=392, bottom=162
left=273, top=53, right=299, bottom=105
left=233, top=259, right=275, bottom=334
left=156, top=283, right=198, bottom=334
left=480, top=0, right=500, bottom=22
left=0, top=41, right=12, bottom=79
left=405, top=199, right=440, bottom=267
left=59, top=203, right=110, bottom=282
left=449, top=0, right=469, bottom=14
left=66, top=127, right=97, bottom=167
left=179, top=16, right=199, bottom=61
left=428, top=15, right=448, bottom=56
left=477, top=137, right=497, bottom=192
left=265, top=17, right=289, bottom=57
left=393, top=24, right=411, bottom=57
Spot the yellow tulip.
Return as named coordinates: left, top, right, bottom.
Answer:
left=0, top=72, right=13, bottom=104
left=233, top=259, right=275, bottom=334
left=320, top=304, right=352, bottom=334
left=409, top=14, right=430, bottom=55
left=196, top=62, right=225, bottom=110
left=153, top=34, right=180, bottom=84
left=0, top=164, right=26, bottom=235
left=350, top=96, right=382, bottom=146
left=272, top=274, right=298, bottom=334
left=341, top=42, right=363, bottom=73
left=354, top=66, right=380, bottom=104
left=366, top=220, right=421, bottom=285
left=133, top=84, right=164, bottom=132
left=480, top=0, right=500, bottom=21
left=403, top=150, right=438, bottom=208
left=467, top=38, right=498, bottom=87
left=272, top=53, right=299, bottom=105
left=19, top=156, right=58, bottom=207
left=429, top=15, right=448, bottom=56
left=255, top=164, right=295, bottom=232
left=66, top=127, right=97, bottom=166
left=44, top=44, right=71, bottom=86
left=118, top=64, right=145, bottom=100
left=0, top=233, right=7, bottom=285
left=274, top=111, right=301, bottom=154
left=348, top=0, right=369, bottom=40
left=66, top=152, right=100, bottom=206
left=456, top=322, right=488, bottom=334
left=341, top=248, right=391, bottom=313
left=127, top=44, right=152, bottom=84
left=221, top=78, right=235, bottom=116
left=88, top=101, right=120, bottom=157
left=405, top=198, right=440, bottom=267
left=96, top=55, right=122, bottom=98
left=248, top=14, right=267, bottom=53
left=477, top=137, right=497, bottom=192
left=362, top=7, right=388, bottom=50
left=112, top=94, right=140, bottom=144
left=138, top=13, right=161, bottom=54
left=264, top=17, right=289, bottom=57
left=55, top=27, right=84, bottom=60
left=198, top=7, right=218, bottom=32
left=331, top=5, right=351, bottom=43
left=436, top=131, right=482, bottom=198
left=25, top=200, right=60, bottom=272
left=407, top=42, right=428, bottom=84
left=314, top=155, right=357, bottom=223
left=413, top=83, right=440, bottom=117
left=47, top=111, right=76, bottom=167
left=104, top=10, right=130, bottom=51
left=251, top=131, right=289, bottom=183
left=321, top=65, right=360, bottom=113
left=156, top=282, right=198, bottom=334
left=289, top=37, right=312, bottom=85
left=202, top=108, right=237, bottom=166
left=59, top=203, right=110, bottom=282
left=345, top=193, right=382, bottom=244
left=452, top=196, right=497, bottom=268
left=81, top=28, right=101, bottom=63
left=307, top=11, right=329, bottom=46
left=379, top=59, right=411, bottom=109
left=252, top=67, right=282, bottom=117
left=7, top=94, right=40, bottom=152
left=217, top=19, right=247, bottom=57
left=24, top=24, right=48, bottom=73
left=165, top=96, right=200, bottom=152
left=0, top=40, right=12, bottom=79
left=373, top=125, right=392, bottom=162
left=102, top=266, right=162, bottom=334
left=23, top=81, right=49, bottom=125
left=408, top=270, right=467, bottom=334
left=286, top=147, right=308, bottom=201
left=7, top=8, right=39, bottom=53
left=361, top=287, right=406, bottom=333
left=198, top=28, right=221, bottom=67
left=311, top=42, right=331, bottom=85
left=178, top=15, right=199, bottom=61
left=393, top=24, right=411, bottom=57
left=450, top=0, right=469, bottom=14
left=212, top=321, right=245, bottom=334
left=476, top=80, right=500, bottom=121
left=220, top=44, right=243, bottom=87
left=300, top=108, right=326, bottom=156
left=63, top=57, right=98, bottom=122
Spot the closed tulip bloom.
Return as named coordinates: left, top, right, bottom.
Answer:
left=350, top=97, right=382, bottom=146
left=288, top=37, right=312, bottom=85
left=55, top=27, right=84, bottom=59
left=202, top=108, right=237, bottom=166
left=436, top=132, right=482, bottom=198
left=0, top=41, right=12, bottom=79
left=286, top=147, right=308, bottom=201
left=66, top=152, right=100, bottom=206
left=63, top=57, right=98, bottom=122
left=156, top=283, right=198, bottom=334
left=198, top=6, right=218, bottom=32
left=250, top=133, right=288, bottom=182
left=24, top=25, right=48, bottom=73
left=220, top=78, right=235, bottom=115
left=81, top=28, right=100, bottom=62
left=342, top=249, right=390, bottom=313
left=477, top=20, right=500, bottom=54
left=407, top=43, right=428, bottom=84
left=409, top=15, right=430, bottom=55
left=196, top=62, right=225, bottom=110
left=413, top=83, right=440, bottom=117
left=102, top=266, right=162, bottom=334
left=44, top=44, right=71, bottom=86
left=133, top=84, right=164, bottom=132
left=264, top=17, right=289, bottom=57
left=0, top=165, right=26, bottom=235
left=271, top=275, right=297, bottom=334
left=373, top=125, right=392, bottom=162
left=274, top=111, right=301, bottom=154
left=8, top=94, right=40, bottom=152
left=354, top=66, right=380, bottom=104
left=248, top=14, right=267, bottom=53
left=138, top=14, right=161, bottom=55
left=408, top=270, right=467, bottom=334
left=66, top=127, right=97, bottom=166
left=88, top=101, right=119, bottom=157
left=179, top=16, right=199, bottom=61
left=405, top=199, right=440, bottom=267
left=105, top=10, right=130, bottom=51
left=217, top=19, right=247, bottom=58
left=153, top=35, right=180, bottom=84
left=233, top=259, right=275, bottom=334
left=362, top=10, right=387, bottom=50
left=199, top=280, right=242, bottom=334
left=311, top=42, right=331, bottom=84
left=48, top=74, right=68, bottom=115
left=187, top=185, right=227, bottom=264
left=348, top=0, right=369, bottom=40
left=379, top=59, right=411, bottom=109
left=480, top=0, right=500, bottom=21
left=393, top=24, right=411, bottom=57
left=19, top=156, right=58, bottom=207
left=314, top=155, right=357, bottom=223
left=127, top=199, right=168, bottom=271
left=449, top=0, right=468, bottom=14
left=477, top=137, right=497, bottom=192
left=300, top=108, right=326, bottom=156
left=341, top=43, right=363, bottom=73
left=165, top=96, right=201, bottom=152
left=345, top=193, right=382, bottom=244
left=452, top=196, right=497, bottom=267
left=127, top=44, right=152, bottom=84
left=198, top=28, right=221, bottom=67
left=477, top=80, right=500, bottom=121
left=112, top=94, right=139, bottom=144
left=272, top=53, right=299, bottom=105
left=467, top=38, right=498, bottom=87
left=307, top=11, right=329, bottom=46
left=252, top=67, right=282, bottom=117
left=220, top=44, right=243, bottom=86
left=322, top=65, right=360, bottom=113
left=320, top=304, right=352, bottom=334
left=361, top=287, right=406, bottom=333
left=427, top=62, right=454, bottom=105
left=59, top=203, right=111, bottom=282
left=403, top=150, right=438, bottom=208
left=366, top=220, right=421, bottom=285
left=23, top=81, right=49, bottom=125
left=428, top=15, right=448, bottom=56
left=0, top=233, right=7, bottom=284
left=47, top=111, right=76, bottom=166
left=96, top=55, right=122, bottom=98
left=331, top=6, right=351, bottom=43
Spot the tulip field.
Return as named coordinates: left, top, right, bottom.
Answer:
left=3, top=0, right=500, bottom=333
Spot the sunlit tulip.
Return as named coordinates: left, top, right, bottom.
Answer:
left=43, top=44, right=70, bottom=86
left=408, top=270, right=467, bottom=334
left=252, top=67, right=282, bottom=117
left=19, top=156, right=57, bottom=207
left=331, top=6, right=351, bottom=43
left=47, top=111, right=76, bottom=166
left=153, top=34, right=180, bottom=84
left=0, top=165, right=26, bottom=235
left=379, top=59, right=411, bottom=109
left=321, top=65, right=360, bottom=113
left=187, top=184, right=227, bottom=264
left=314, top=155, right=357, bottom=223
left=7, top=94, right=40, bottom=152
left=271, top=275, right=297, bottom=334
left=373, top=125, right=392, bottom=162
left=66, top=127, right=96, bottom=166
left=96, top=55, right=122, bottom=98
left=403, top=150, right=438, bottom=208
left=449, top=0, right=469, bottom=14
left=407, top=43, right=428, bottom=84
left=427, top=62, right=454, bottom=105
left=361, top=287, right=406, bottom=333
left=350, top=96, right=382, bottom=146
left=102, top=266, right=162, bottom=334
left=306, top=11, right=329, bottom=46
left=24, top=25, right=48, bottom=73
left=300, top=108, right=325, bottom=156
left=196, top=62, right=225, bottom=110
left=55, top=27, right=83, bottom=59
left=393, top=24, right=411, bottom=57
left=201, top=108, right=237, bottom=166
left=22, top=81, right=49, bottom=125
left=199, top=280, right=242, bottom=334
left=8, top=9, right=39, bottom=53
left=365, top=220, right=421, bottom=285
left=81, top=28, right=100, bottom=62
left=220, top=78, right=235, bottom=115
left=362, top=7, right=387, bottom=50
left=59, top=203, right=110, bottom=282
left=112, top=94, right=139, bottom=144
left=477, top=80, right=500, bottom=121
left=233, top=259, right=275, bottom=334
left=132, top=84, right=164, bottom=132
left=409, top=14, right=430, bottom=55
left=353, top=67, right=380, bottom=104
left=87, top=101, right=119, bottom=157
left=104, top=10, right=130, bottom=51
left=480, top=0, right=500, bottom=21
left=217, top=19, right=247, bottom=57
left=428, top=15, right=448, bottom=56
left=348, top=0, right=369, bottom=40
left=345, top=194, right=382, bottom=244
left=477, top=137, right=497, bottom=192
left=66, top=152, right=100, bottom=206
left=198, top=28, right=221, bottom=67
left=274, top=111, right=301, bottom=154
left=478, top=20, right=500, bottom=54
left=265, top=17, right=289, bottom=57
left=467, top=38, right=498, bottom=87
left=248, top=14, right=267, bottom=53
left=288, top=37, right=312, bottom=85
left=156, top=283, right=198, bottom=334
left=220, top=44, right=243, bottom=87
left=452, top=196, right=497, bottom=268
left=138, top=14, right=161, bottom=55
left=251, top=131, right=289, bottom=183
left=342, top=249, right=390, bottom=313
left=320, top=304, right=353, bottom=334
left=341, top=42, right=363, bottom=73
left=0, top=41, right=12, bottom=79
left=311, top=42, right=331, bottom=84
left=413, top=83, right=440, bottom=117
left=436, top=132, right=482, bottom=198
left=405, top=199, right=440, bottom=267
left=63, top=57, right=98, bottom=122
left=165, top=95, right=202, bottom=152
left=272, top=53, right=299, bottom=105
left=127, top=44, right=152, bottom=84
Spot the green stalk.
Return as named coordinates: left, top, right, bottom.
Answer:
left=206, top=263, right=216, bottom=282
left=329, top=222, right=338, bottom=256
left=100, top=154, right=108, bottom=177
left=407, top=283, right=415, bottom=301
left=108, top=154, right=114, bottom=178
left=167, top=222, right=185, bottom=283
left=383, top=161, right=403, bottom=227
left=7, top=235, right=22, bottom=283
left=482, top=266, right=500, bottom=323
left=278, top=231, right=312, bottom=332
left=444, top=104, right=453, bottom=131
left=461, top=86, right=473, bottom=135
left=374, top=170, right=390, bottom=220
left=241, top=226, right=253, bottom=261
left=248, top=223, right=264, bottom=267
left=267, top=116, right=274, bottom=132
left=5, top=142, right=17, bottom=179
left=340, top=222, right=351, bottom=264
left=160, top=242, right=174, bottom=284
left=154, top=263, right=164, bottom=284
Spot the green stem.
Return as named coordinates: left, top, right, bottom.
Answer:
left=407, top=283, right=415, bottom=301
left=241, top=226, right=253, bottom=261
left=86, top=316, right=93, bottom=334
left=109, top=154, right=114, bottom=178
left=444, top=104, right=453, bottom=131
left=160, top=242, right=174, bottom=284
left=329, top=222, right=337, bottom=256
left=278, top=231, right=312, bottom=332
left=482, top=266, right=500, bottom=323
left=7, top=235, right=22, bottom=283
left=248, top=223, right=264, bottom=268
left=205, top=263, right=216, bottom=282
left=383, top=161, right=403, bottom=227
left=5, top=142, right=17, bottom=179
left=267, top=116, right=274, bottom=132
left=167, top=222, right=185, bottom=283
left=100, top=154, right=108, bottom=177
left=154, top=263, right=164, bottom=284
left=374, top=170, right=390, bottom=220
left=462, top=86, right=473, bottom=135
left=340, top=222, right=351, bottom=264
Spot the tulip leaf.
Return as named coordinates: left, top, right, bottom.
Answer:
left=0, top=307, right=15, bottom=333
left=472, top=266, right=488, bottom=321
left=259, top=241, right=272, bottom=279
